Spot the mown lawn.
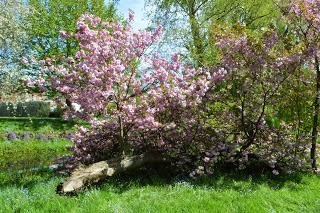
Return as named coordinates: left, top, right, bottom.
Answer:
left=0, top=170, right=319, bottom=213
left=0, top=117, right=76, bottom=135
left=0, top=118, right=319, bottom=213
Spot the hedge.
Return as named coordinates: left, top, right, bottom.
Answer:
left=0, top=101, right=51, bottom=117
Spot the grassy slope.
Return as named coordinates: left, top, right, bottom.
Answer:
left=0, top=118, right=74, bottom=166
left=0, top=172, right=319, bottom=213
left=0, top=118, right=73, bottom=186
left=0, top=117, right=76, bottom=135
left=0, top=139, right=70, bottom=168
left=0, top=118, right=319, bottom=212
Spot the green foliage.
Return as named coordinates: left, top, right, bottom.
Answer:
left=213, top=0, right=280, bottom=28
left=0, top=101, right=51, bottom=117
left=147, top=0, right=281, bottom=66
left=270, top=69, right=314, bottom=134
left=0, top=103, right=14, bottom=117
left=26, top=0, right=118, bottom=58
left=48, top=104, right=65, bottom=118
left=0, top=139, right=70, bottom=172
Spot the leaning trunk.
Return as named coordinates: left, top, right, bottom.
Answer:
left=311, top=55, right=320, bottom=171
left=57, top=153, right=165, bottom=194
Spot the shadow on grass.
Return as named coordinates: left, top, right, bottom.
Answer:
left=0, top=169, right=65, bottom=189
left=88, top=164, right=309, bottom=195
left=0, top=162, right=313, bottom=195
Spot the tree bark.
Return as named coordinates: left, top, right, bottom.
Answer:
left=187, top=1, right=204, bottom=66
left=311, top=55, right=320, bottom=171
left=57, top=153, right=165, bottom=194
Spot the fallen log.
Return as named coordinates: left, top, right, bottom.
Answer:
left=57, top=152, right=164, bottom=194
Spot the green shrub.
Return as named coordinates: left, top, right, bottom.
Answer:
left=0, top=101, right=50, bottom=117
left=0, top=102, right=14, bottom=117
left=49, top=105, right=65, bottom=118
left=0, top=139, right=71, bottom=171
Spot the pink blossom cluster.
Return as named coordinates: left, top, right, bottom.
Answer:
left=212, top=15, right=319, bottom=174
left=47, top=14, right=224, bottom=131
left=215, top=29, right=309, bottom=73
left=290, top=0, right=320, bottom=31
left=31, top=13, right=227, bottom=165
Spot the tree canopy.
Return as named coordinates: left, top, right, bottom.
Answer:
left=27, top=0, right=119, bottom=58
left=146, top=0, right=280, bottom=66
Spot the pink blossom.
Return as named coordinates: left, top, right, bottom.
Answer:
left=128, top=10, right=135, bottom=21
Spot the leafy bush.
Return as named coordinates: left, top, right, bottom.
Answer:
left=49, top=105, right=65, bottom=118
left=0, top=140, right=71, bottom=172
left=0, top=101, right=50, bottom=117
left=0, top=102, right=14, bottom=117
left=32, top=3, right=320, bottom=178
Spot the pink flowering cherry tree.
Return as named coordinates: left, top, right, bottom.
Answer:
left=206, top=0, right=320, bottom=174
left=32, top=13, right=227, bottom=193
left=212, top=20, right=317, bottom=174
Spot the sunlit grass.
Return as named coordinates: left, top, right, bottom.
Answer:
left=0, top=117, right=76, bottom=134
left=0, top=171, right=319, bottom=213
left=0, top=118, right=73, bottom=187
left=0, top=139, right=70, bottom=166
left=0, top=118, right=319, bottom=212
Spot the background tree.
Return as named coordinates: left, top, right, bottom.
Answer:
left=0, top=0, right=31, bottom=102
left=146, top=0, right=279, bottom=66
left=284, top=0, right=320, bottom=170
left=27, top=0, right=119, bottom=59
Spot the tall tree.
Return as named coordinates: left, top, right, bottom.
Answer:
left=146, top=0, right=279, bottom=66
left=0, top=0, right=30, bottom=102
left=27, top=0, right=119, bottom=59
left=286, top=0, right=320, bottom=171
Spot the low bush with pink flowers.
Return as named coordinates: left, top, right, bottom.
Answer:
left=29, top=0, right=320, bottom=178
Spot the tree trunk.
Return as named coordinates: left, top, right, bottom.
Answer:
left=187, top=2, right=204, bottom=66
left=311, top=55, right=320, bottom=171
left=57, top=153, right=165, bottom=194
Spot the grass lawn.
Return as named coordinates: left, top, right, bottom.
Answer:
left=0, top=118, right=74, bottom=169
left=0, top=117, right=76, bottom=135
left=0, top=170, right=319, bottom=213
left=0, top=118, right=319, bottom=213
left=0, top=117, right=72, bottom=186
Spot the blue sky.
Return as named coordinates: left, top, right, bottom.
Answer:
left=117, top=0, right=150, bottom=30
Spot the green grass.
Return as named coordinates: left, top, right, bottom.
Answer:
left=0, top=117, right=73, bottom=171
left=0, top=170, right=319, bottom=213
left=0, top=118, right=319, bottom=212
left=0, top=117, right=72, bottom=186
left=0, top=117, right=76, bottom=135
left=0, top=139, right=70, bottom=169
